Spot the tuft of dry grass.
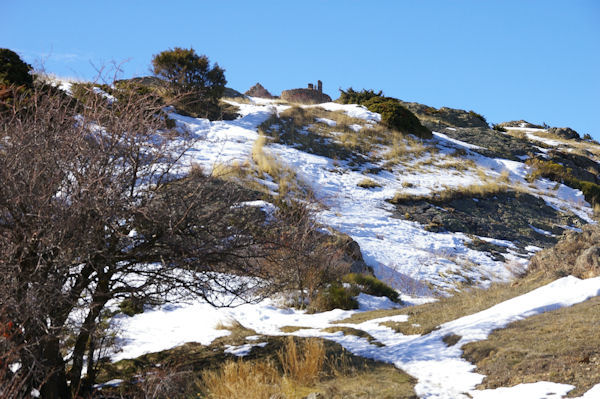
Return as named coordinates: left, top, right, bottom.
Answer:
left=357, top=178, right=382, bottom=189
left=278, top=336, right=326, bottom=385
left=463, top=296, right=600, bottom=397
left=202, top=359, right=281, bottom=399
left=390, top=181, right=508, bottom=204
left=252, top=134, right=279, bottom=178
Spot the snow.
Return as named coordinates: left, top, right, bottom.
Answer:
left=311, top=102, right=382, bottom=122
left=224, top=342, right=268, bottom=357
left=315, top=117, right=337, bottom=127
left=349, top=123, right=363, bottom=132
left=529, top=224, right=554, bottom=236
left=433, top=132, right=483, bottom=150
left=356, top=292, right=402, bottom=311
left=110, top=98, right=599, bottom=398
left=116, top=275, right=600, bottom=399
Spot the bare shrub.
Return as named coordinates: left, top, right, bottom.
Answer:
left=0, top=83, right=285, bottom=397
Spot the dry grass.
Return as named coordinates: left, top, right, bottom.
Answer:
left=202, top=359, right=281, bottom=399
left=390, top=180, right=508, bottom=204
left=252, top=134, right=279, bottom=178
left=337, top=272, right=553, bottom=334
left=357, top=178, right=382, bottom=189
left=250, top=133, right=304, bottom=197
left=98, top=335, right=417, bottom=399
left=463, top=296, right=600, bottom=397
left=202, top=337, right=327, bottom=398
left=278, top=336, right=326, bottom=385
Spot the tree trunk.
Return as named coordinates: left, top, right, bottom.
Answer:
left=39, top=337, right=69, bottom=399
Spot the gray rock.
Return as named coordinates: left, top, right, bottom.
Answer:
left=548, top=127, right=581, bottom=140
left=575, top=245, right=600, bottom=275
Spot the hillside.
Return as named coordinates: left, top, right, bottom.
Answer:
left=92, top=91, right=600, bottom=398
left=4, top=67, right=600, bottom=398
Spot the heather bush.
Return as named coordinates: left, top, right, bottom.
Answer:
left=337, top=87, right=383, bottom=104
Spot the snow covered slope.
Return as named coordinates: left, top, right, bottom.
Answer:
left=170, top=97, right=594, bottom=292
left=111, top=96, right=599, bottom=398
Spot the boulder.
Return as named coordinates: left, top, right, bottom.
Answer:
left=245, top=83, right=275, bottom=99
left=548, top=127, right=580, bottom=140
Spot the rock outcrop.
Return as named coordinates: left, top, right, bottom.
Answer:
left=548, top=126, right=580, bottom=140
left=528, top=225, right=600, bottom=278
left=245, top=83, right=275, bottom=99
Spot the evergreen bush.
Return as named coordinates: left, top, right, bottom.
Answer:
left=342, top=273, right=400, bottom=303
left=151, top=47, right=226, bottom=119
left=0, top=48, right=32, bottom=87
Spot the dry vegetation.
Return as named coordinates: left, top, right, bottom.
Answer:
left=357, top=178, right=382, bottom=189
left=390, top=180, right=510, bottom=204
left=463, top=296, right=600, bottom=397
left=98, top=335, right=417, bottom=399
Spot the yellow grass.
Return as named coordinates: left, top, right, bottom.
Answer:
left=278, top=336, right=326, bottom=385
left=202, top=359, right=281, bottom=399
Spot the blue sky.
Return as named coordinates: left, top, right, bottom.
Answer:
left=3, top=1, right=599, bottom=138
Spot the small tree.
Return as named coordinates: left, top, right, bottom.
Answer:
left=152, top=47, right=226, bottom=118
left=0, top=79, right=279, bottom=398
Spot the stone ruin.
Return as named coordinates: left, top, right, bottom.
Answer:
left=281, top=79, right=331, bottom=104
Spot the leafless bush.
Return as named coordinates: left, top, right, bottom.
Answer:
left=0, top=83, right=286, bottom=398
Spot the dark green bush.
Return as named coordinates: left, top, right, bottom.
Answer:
left=572, top=180, right=600, bottom=205
left=118, top=298, right=145, bottom=317
left=364, top=97, right=432, bottom=139
left=309, top=284, right=359, bottom=313
left=526, top=158, right=600, bottom=205
left=468, top=110, right=487, bottom=125
left=342, top=273, right=401, bottom=303
left=337, top=88, right=383, bottom=105
left=0, top=48, right=33, bottom=87
left=492, top=124, right=507, bottom=132
left=337, top=87, right=431, bottom=139
left=152, top=47, right=226, bottom=120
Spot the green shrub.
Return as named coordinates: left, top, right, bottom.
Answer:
left=363, top=97, right=432, bottom=139
left=526, top=158, right=600, bottom=205
left=572, top=180, right=600, bottom=205
left=0, top=48, right=32, bottom=87
left=342, top=273, right=400, bottom=303
left=118, top=297, right=145, bottom=317
left=468, top=110, right=487, bottom=125
left=309, top=284, right=359, bottom=313
left=492, top=124, right=507, bottom=132
left=151, top=47, right=226, bottom=119
left=337, top=88, right=383, bottom=104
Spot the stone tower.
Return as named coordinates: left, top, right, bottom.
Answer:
left=317, top=80, right=322, bottom=93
